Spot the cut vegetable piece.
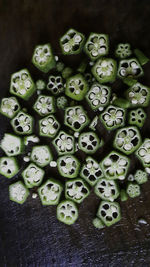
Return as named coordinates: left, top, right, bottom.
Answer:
left=134, top=49, right=149, bottom=66
left=80, top=156, right=103, bottom=186
left=78, top=131, right=103, bottom=154
left=47, top=75, right=64, bottom=95
left=60, top=28, right=85, bottom=55
left=120, top=189, right=128, bottom=202
left=64, top=106, right=89, bottom=132
left=36, top=80, right=46, bottom=90
left=57, top=96, right=68, bottom=110
left=0, top=157, right=19, bottom=178
left=11, top=111, right=33, bottom=135
left=92, top=58, right=117, bottom=84
left=97, top=200, right=121, bottom=227
left=65, top=74, right=89, bottom=101
left=94, top=178, right=120, bottom=202
left=0, top=133, right=24, bottom=156
left=100, top=105, right=126, bottom=131
left=117, top=58, right=144, bottom=79
left=115, top=43, right=132, bottom=59
left=24, top=135, right=40, bottom=146
left=62, top=67, right=73, bottom=79
left=92, top=217, right=105, bottom=229
left=10, top=69, right=35, bottom=100
left=57, top=200, right=78, bottom=225
left=126, top=182, right=141, bottom=198
left=136, top=139, right=150, bottom=167
left=22, top=163, right=45, bottom=188
left=100, top=151, right=130, bottom=180
left=0, top=97, right=20, bottom=119
left=123, top=77, right=137, bottom=87
left=31, top=145, right=53, bottom=167
left=84, top=33, right=109, bottom=60
left=134, top=169, right=148, bottom=185
left=65, top=178, right=90, bottom=204
left=32, top=43, right=55, bottom=73
left=77, top=59, right=88, bottom=73
left=57, top=155, right=80, bottom=178
left=38, top=178, right=63, bottom=205
left=113, top=126, right=142, bottom=155
left=125, top=82, right=150, bottom=107
left=52, top=131, right=75, bottom=155
left=128, top=108, right=146, bottom=128
left=9, top=181, right=29, bottom=204
left=33, top=95, right=55, bottom=116
left=86, top=82, right=111, bottom=110
left=39, top=115, right=60, bottom=138
left=112, top=98, right=130, bottom=108
left=56, top=61, right=65, bottom=72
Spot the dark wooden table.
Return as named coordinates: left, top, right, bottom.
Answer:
left=1, top=0, right=150, bottom=266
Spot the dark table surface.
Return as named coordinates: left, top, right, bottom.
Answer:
left=1, top=0, right=150, bottom=266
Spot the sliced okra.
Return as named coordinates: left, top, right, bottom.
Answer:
left=136, top=139, right=150, bottom=167
left=92, top=217, right=105, bottom=229
left=80, top=156, right=103, bottom=186
left=94, top=178, right=120, bottom=202
left=9, top=181, right=29, bottom=204
left=128, top=108, right=146, bottom=128
left=52, top=131, right=75, bottom=155
left=89, top=116, right=99, bottom=131
left=31, top=145, right=53, bottom=167
left=11, top=111, right=33, bottom=135
left=134, top=169, right=148, bottom=185
left=65, top=178, right=90, bottom=204
left=120, top=189, right=128, bottom=202
left=22, top=163, right=45, bottom=188
left=64, top=106, right=89, bottom=132
left=92, top=58, right=117, bottom=84
left=84, top=33, right=109, bottom=60
left=77, top=59, right=88, bottom=73
left=100, top=105, right=126, bottom=131
left=97, top=200, right=121, bottom=227
left=113, top=126, right=142, bottom=155
left=134, top=49, right=149, bottom=66
left=39, top=115, right=60, bottom=138
left=62, top=67, right=73, bottom=79
left=57, top=155, right=80, bottom=178
left=65, top=74, right=89, bottom=101
left=85, top=82, right=111, bottom=110
left=24, top=135, right=40, bottom=146
left=0, top=133, right=24, bottom=156
left=112, top=98, right=130, bottom=108
left=36, top=80, right=46, bottom=90
left=100, top=151, right=130, bottom=180
left=56, top=61, right=65, bottom=72
left=115, top=43, right=132, bottom=59
left=123, top=77, right=137, bottom=87
left=0, top=157, right=19, bottom=178
left=56, top=96, right=68, bottom=110
left=32, top=43, right=55, bottom=73
left=117, top=58, right=144, bottom=79
left=47, top=75, right=64, bottom=95
left=38, top=178, right=63, bottom=205
left=78, top=131, right=103, bottom=154
left=10, top=69, right=35, bottom=100
left=0, top=97, right=20, bottom=119
left=57, top=200, right=78, bottom=225
left=60, top=28, right=85, bottom=55
left=33, top=95, right=55, bottom=116
left=126, top=182, right=141, bottom=198
left=125, top=82, right=150, bottom=107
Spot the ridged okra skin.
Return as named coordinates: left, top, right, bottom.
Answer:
left=57, top=200, right=78, bottom=225
left=92, top=58, right=117, bottom=84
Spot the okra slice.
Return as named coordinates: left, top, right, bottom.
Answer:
left=89, top=116, right=99, bottom=131
left=115, top=43, right=132, bottom=59
left=32, top=43, right=55, bottom=73
left=52, top=131, right=75, bottom=155
left=36, top=80, right=46, bottom=90
left=56, top=96, right=68, bottom=110
left=0, top=157, right=19, bottom=178
left=120, top=189, right=128, bottom=202
left=94, top=178, right=120, bottom=202
left=65, top=179, right=89, bottom=204
left=62, top=67, right=73, bottom=79
left=134, top=49, right=149, bottom=66
left=125, top=83, right=150, bottom=107
left=57, top=155, right=80, bottom=178
left=84, top=33, right=109, bottom=60
left=136, top=139, right=150, bottom=167
left=100, top=105, right=126, bottom=131
left=92, top=58, right=117, bottom=84
left=31, top=145, right=53, bottom=167
left=65, top=74, right=89, bottom=101
left=0, top=133, right=24, bottom=156
left=134, top=169, right=148, bottom=185
left=38, top=178, right=63, bottom=205
left=22, top=163, right=45, bottom=188
left=128, top=108, right=146, bottom=128
left=47, top=75, right=64, bottom=95
left=57, top=200, right=78, bottom=225
left=97, top=200, right=121, bottom=227
left=33, top=95, right=55, bottom=116
left=80, top=156, right=103, bottom=186
left=112, top=98, right=130, bottom=109
left=86, top=83, right=111, bottom=110
left=10, top=69, right=35, bottom=100
left=100, top=151, right=130, bottom=180
left=0, top=97, right=20, bottom=119
left=78, top=131, right=103, bottom=154
left=60, top=28, right=85, bottom=55
left=11, top=111, right=33, bottom=135
left=64, top=106, right=89, bottom=132
left=126, top=182, right=141, bottom=198
left=39, top=115, right=60, bottom=138
left=92, top=217, right=105, bottom=229
left=117, top=58, right=143, bottom=79
left=9, top=181, right=29, bottom=204
left=113, top=126, right=142, bottom=155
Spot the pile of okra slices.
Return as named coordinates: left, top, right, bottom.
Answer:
left=0, top=29, right=150, bottom=228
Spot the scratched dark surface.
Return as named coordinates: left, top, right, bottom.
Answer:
left=1, top=0, right=150, bottom=266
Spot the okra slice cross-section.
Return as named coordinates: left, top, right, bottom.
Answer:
left=78, top=131, right=103, bottom=154
left=56, top=96, right=68, bottom=110
left=0, top=133, right=24, bottom=156
left=52, top=131, right=75, bottom=155
left=11, top=111, right=33, bottom=135
left=33, top=95, right=55, bottom=116
left=92, top=58, right=117, bottom=84
left=97, top=200, right=121, bottom=227
left=47, top=75, right=64, bottom=95
left=65, top=74, right=89, bottom=101
left=136, top=139, right=150, bottom=167
left=22, top=163, right=45, bottom=188
left=9, top=181, right=29, bottom=204
left=0, top=157, right=19, bottom=178
left=94, top=178, right=120, bottom=202
left=134, top=169, right=148, bottom=184
left=57, top=200, right=78, bottom=225
left=31, top=145, right=53, bottom=167
left=64, top=106, right=89, bottom=132
left=128, top=108, right=146, bottom=128
left=126, top=182, right=141, bottom=198
left=36, top=79, right=46, bottom=90
left=39, top=115, right=60, bottom=138
left=117, top=58, right=143, bottom=79
left=65, top=178, right=90, bottom=204
left=115, top=43, right=132, bottom=59
left=125, top=83, right=150, bottom=107
left=100, top=105, right=126, bottom=130
left=0, top=97, right=20, bottom=119
left=57, top=155, right=80, bottom=178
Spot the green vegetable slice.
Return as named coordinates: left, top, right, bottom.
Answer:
left=0, top=97, right=20, bottom=119
left=9, top=181, right=29, bottom=204
left=52, top=131, right=75, bottom=155
left=65, top=178, right=90, bottom=203
left=0, top=157, right=19, bottom=178
left=22, top=163, right=45, bottom=188
left=57, top=200, right=78, bottom=225
left=0, top=133, right=24, bottom=156
left=57, top=155, right=80, bottom=178
left=97, top=200, right=121, bottom=227
left=94, top=178, right=120, bottom=201
left=92, top=58, right=117, bottom=84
